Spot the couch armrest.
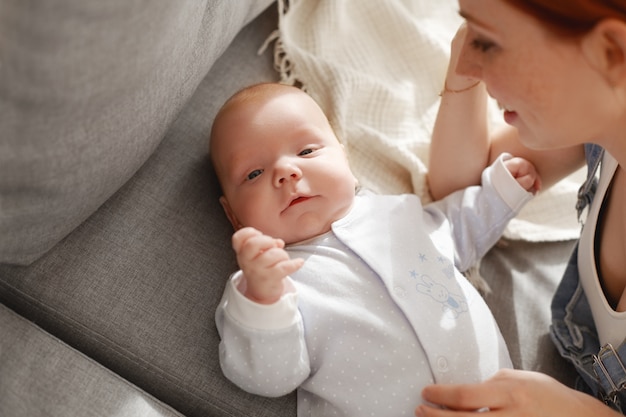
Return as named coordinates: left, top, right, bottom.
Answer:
left=0, top=304, right=184, bottom=417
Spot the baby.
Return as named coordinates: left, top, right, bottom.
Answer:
left=210, top=82, right=539, bottom=416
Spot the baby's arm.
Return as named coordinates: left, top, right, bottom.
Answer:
left=424, top=153, right=536, bottom=272
left=215, top=227, right=310, bottom=397
left=232, top=227, right=304, bottom=304
left=502, top=156, right=541, bottom=194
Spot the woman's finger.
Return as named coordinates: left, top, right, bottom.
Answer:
left=420, top=381, right=507, bottom=412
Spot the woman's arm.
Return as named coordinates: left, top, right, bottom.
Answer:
left=428, top=79, right=490, bottom=200
left=428, top=25, right=585, bottom=200
left=488, top=126, right=585, bottom=191
left=428, top=24, right=490, bottom=200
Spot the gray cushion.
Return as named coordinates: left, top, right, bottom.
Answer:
left=0, top=5, right=295, bottom=417
left=0, top=0, right=273, bottom=265
left=0, top=304, right=184, bottom=417
left=480, top=238, right=579, bottom=387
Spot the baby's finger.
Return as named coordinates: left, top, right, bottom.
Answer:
left=237, top=235, right=281, bottom=262
left=232, top=227, right=262, bottom=252
left=254, top=246, right=291, bottom=267
left=515, top=174, right=536, bottom=193
left=277, top=257, right=305, bottom=276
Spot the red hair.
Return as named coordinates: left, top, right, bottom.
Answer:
left=504, top=0, right=626, bottom=34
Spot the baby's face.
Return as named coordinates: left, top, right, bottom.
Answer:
left=212, top=88, right=357, bottom=244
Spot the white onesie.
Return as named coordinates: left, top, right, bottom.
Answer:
left=216, top=154, right=532, bottom=417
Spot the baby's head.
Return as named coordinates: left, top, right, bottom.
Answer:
left=209, top=83, right=357, bottom=244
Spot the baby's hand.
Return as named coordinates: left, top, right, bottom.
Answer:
left=231, top=227, right=304, bottom=304
left=503, top=156, right=542, bottom=194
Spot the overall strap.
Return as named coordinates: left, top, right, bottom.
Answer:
left=576, top=143, right=604, bottom=222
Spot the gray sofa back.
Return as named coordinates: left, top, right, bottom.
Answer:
left=0, top=0, right=272, bottom=265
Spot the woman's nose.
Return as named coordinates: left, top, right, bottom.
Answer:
left=273, top=162, right=302, bottom=187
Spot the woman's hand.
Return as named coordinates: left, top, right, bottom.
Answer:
left=443, top=23, right=479, bottom=91
left=415, top=369, right=621, bottom=417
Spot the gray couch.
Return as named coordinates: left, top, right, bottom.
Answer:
left=0, top=1, right=578, bottom=416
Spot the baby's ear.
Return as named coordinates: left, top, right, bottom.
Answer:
left=582, top=19, right=626, bottom=87
left=219, top=196, right=242, bottom=230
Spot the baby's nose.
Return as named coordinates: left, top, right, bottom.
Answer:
left=273, top=163, right=302, bottom=186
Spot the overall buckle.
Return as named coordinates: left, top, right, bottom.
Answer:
left=593, top=343, right=626, bottom=411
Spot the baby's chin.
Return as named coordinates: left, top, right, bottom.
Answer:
left=274, top=202, right=354, bottom=245
left=281, top=224, right=334, bottom=246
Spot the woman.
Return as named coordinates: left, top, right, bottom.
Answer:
left=419, top=0, right=626, bottom=416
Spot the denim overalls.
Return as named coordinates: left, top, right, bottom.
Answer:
left=550, top=143, right=626, bottom=413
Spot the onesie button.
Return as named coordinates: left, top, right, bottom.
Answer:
left=436, top=356, right=449, bottom=372
left=393, top=286, right=407, bottom=298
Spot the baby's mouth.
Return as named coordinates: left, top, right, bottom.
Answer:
left=289, top=196, right=310, bottom=207
left=281, top=195, right=312, bottom=214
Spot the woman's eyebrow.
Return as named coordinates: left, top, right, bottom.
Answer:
left=458, top=10, right=496, bottom=33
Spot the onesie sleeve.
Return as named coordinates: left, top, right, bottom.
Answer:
left=424, top=153, right=534, bottom=272
left=485, top=152, right=534, bottom=213
left=221, top=272, right=300, bottom=330
left=215, top=272, right=310, bottom=397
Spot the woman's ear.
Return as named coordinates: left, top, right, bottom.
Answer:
left=582, top=19, right=626, bottom=87
left=219, top=196, right=242, bottom=231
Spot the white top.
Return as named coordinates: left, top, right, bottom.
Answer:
left=578, top=151, right=626, bottom=347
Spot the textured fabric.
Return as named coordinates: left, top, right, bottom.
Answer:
left=0, top=5, right=296, bottom=417
left=0, top=0, right=273, bottom=265
left=274, top=0, right=584, bottom=242
left=480, top=238, right=579, bottom=387
left=0, top=304, right=184, bottom=417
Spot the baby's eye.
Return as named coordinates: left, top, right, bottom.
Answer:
left=470, top=38, right=497, bottom=53
left=246, top=169, right=263, bottom=181
left=299, top=148, right=314, bottom=156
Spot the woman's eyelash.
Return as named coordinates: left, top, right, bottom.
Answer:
left=470, top=38, right=496, bottom=52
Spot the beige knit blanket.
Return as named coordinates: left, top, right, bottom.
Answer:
left=271, top=0, right=583, bottom=241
